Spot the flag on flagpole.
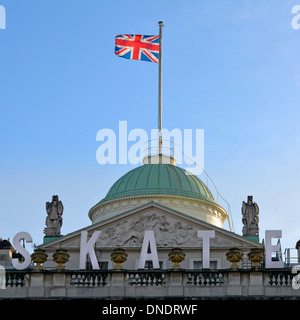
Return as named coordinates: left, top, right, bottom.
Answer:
left=115, top=22, right=164, bottom=159
left=115, top=34, right=159, bottom=63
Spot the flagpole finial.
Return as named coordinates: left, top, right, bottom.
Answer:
left=158, top=21, right=164, bottom=25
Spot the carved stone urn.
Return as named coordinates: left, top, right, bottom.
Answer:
left=52, top=248, right=70, bottom=269
left=168, top=248, right=185, bottom=269
left=248, top=248, right=264, bottom=268
left=226, top=247, right=243, bottom=268
left=31, top=248, right=48, bottom=269
left=110, top=248, right=128, bottom=269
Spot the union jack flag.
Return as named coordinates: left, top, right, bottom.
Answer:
left=115, top=34, right=159, bottom=63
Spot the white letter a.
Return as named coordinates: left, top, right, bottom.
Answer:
left=138, top=230, right=159, bottom=269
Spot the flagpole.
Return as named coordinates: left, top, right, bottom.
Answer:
left=158, top=21, right=163, bottom=160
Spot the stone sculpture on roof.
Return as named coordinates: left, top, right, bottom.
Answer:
left=44, top=195, right=63, bottom=237
left=242, top=195, right=259, bottom=237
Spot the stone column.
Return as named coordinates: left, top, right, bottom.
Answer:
left=50, top=270, right=67, bottom=297
left=28, top=271, right=45, bottom=298
left=110, top=270, right=125, bottom=297
left=226, top=271, right=241, bottom=296
left=248, top=271, right=264, bottom=296
left=168, top=270, right=183, bottom=297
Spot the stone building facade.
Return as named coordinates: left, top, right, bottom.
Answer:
left=0, top=159, right=299, bottom=299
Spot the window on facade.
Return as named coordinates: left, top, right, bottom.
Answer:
left=144, top=261, right=164, bottom=269
left=193, top=261, right=217, bottom=269
left=85, top=261, right=109, bottom=270
left=99, top=262, right=108, bottom=270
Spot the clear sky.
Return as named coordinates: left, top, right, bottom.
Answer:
left=1, top=0, right=300, bottom=254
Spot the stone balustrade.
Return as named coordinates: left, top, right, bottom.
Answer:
left=128, top=271, right=166, bottom=286
left=0, top=268, right=299, bottom=299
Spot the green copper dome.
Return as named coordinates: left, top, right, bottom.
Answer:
left=98, top=164, right=215, bottom=205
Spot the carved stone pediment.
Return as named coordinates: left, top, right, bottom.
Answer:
left=40, top=202, right=261, bottom=251
left=95, top=211, right=243, bottom=248
left=96, top=212, right=198, bottom=248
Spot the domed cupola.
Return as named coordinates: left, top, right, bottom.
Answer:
left=88, top=155, right=227, bottom=228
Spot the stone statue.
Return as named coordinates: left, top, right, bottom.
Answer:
left=242, top=195, right=259, bottom=237
left=44, top=195, right=63, bottom=237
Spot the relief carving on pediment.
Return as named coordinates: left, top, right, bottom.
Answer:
left=96, top=213, right=204, bottom=248
left=45, top=213, right=239, bottom=250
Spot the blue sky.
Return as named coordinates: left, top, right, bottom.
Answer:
left=1, top=0, right=300, bottom=253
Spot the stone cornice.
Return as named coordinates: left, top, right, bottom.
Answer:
left=89, top=193, right=227, bottom=226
